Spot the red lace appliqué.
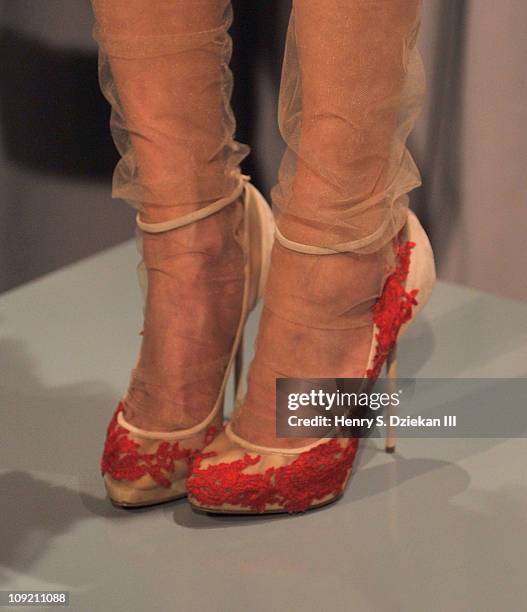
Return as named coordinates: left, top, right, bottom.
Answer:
left=366, top=241, right=419, bottom=380
left=187, top=437, right=359, bottom=513
left=101, top=403, right=218, bottom=488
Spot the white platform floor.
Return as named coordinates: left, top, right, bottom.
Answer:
left=1, top=241, right=526, bottom=611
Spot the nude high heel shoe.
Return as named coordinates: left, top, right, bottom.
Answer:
left=186, top=210, right=436, bottom=514
left=101, top=177, right=274, bottom=507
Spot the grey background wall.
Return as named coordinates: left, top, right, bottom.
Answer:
left=412, top=0, right=527, bottom=301
left=1, top=0, right=526, bottom=300
left=0, top=0, right=134, bottom=293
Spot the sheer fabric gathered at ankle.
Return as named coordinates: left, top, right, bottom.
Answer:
left=91, top=0, right=248, bottom=431
left=232, top=0, right=425, bottom=448
left=92, top=0, right=248, bottom=221
left=274, top=0, right=425, bottom=254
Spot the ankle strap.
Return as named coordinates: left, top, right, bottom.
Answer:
left=274, top=226, right=339, bottom=255
left=275, top=214, right=396, bottom=255
left=136, top=174, right=249, bottom=234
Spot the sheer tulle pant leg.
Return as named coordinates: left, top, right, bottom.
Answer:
left=91, top=1, right=248, bottom=430
left=91, top=0, right=248, bottom=220
left=274, top=0, right=424, bottom=250
left=232, top=0, right=424, bottom=448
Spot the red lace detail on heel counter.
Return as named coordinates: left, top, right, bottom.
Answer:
left=101, top=403, right=219, bottom=488
left=366, top=241, right=419, bottom=380
left=187, top=438, right=359, bottom=513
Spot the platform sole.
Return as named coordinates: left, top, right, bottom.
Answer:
left=110, top=491, right=187, bottom=509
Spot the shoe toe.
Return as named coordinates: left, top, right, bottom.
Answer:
left=187, top=429, right=358, bottom=514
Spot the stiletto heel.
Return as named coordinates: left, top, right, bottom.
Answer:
left=101, top=177, right=275, bottom=508
left=234, top=333, right=244, bottom=402
left=385, top=345, right=397, bottom=454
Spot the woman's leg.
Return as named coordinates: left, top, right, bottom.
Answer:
left=232, top=0, right=424, bottom=448
left=91, top=0, right=247, bottom=431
